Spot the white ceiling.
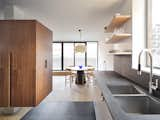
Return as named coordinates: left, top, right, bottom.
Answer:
left=12, top=0, right=125, bottom=41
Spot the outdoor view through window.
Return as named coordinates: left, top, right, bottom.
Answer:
left=149, top=0, right=160, bottom=68
left=52, top=42, right=98, bottom=70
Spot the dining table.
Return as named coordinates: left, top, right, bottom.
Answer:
left=66, top=66, right=95, bottom=85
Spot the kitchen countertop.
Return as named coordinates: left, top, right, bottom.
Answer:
left=95, top=71, right=160, bottom=120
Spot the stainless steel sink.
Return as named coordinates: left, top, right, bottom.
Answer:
left=107, top=85, right=141, bottom=94
left=115, top=96, right=160, bottom=114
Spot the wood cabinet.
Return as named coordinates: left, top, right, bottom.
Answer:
left=0, top=20, right=52, bottom=107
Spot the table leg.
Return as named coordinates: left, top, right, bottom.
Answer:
left=76, top=70, right=86, bottom=85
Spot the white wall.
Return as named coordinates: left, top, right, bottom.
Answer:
left=13, top=6, right=25, bottom=19
left=119, top=0, right=132, bottom=15
left=98, top=40, right=114, bottom=70
left=132, top=0, right=146, bottom=69
left=2, top=3, right=25, bottom=20
left=4, top=5, right=14, bottom=19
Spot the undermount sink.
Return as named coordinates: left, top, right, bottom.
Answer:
left=115, top=96, right=160, bottom=114
left=107, top=85, right=141, bottom=94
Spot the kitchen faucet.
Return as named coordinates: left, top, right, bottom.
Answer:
left=137, top=49, right=158, bottom=94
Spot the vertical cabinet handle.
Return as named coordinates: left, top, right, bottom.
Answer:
left=8, top=52, right=13, bottom=107
left=45, top=59, right=47, bottom=68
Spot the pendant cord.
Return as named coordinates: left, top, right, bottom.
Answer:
left=78, top=29, right=82, bottom=41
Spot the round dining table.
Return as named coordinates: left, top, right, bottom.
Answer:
left=66, top=66, right=95, bottom=85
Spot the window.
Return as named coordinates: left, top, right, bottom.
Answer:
left=87, top=42, right=98, bottom=69
left=63, top=43, right=74, bottom=68
left=52, top=42, right=98, bottom=70
left=52, top=43, right=62, bottom=70
left=148, top=0, right=160, bottom=68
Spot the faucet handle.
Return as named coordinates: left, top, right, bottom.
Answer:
left=151, top=79, right=159, bottom=90
left=155, top=79, right=159, bottom=87
left=137, top=64, right=142, bottom=75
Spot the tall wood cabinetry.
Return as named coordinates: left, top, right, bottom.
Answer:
left=0, top=20, right=52, bottom=107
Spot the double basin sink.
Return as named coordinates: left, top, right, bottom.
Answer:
left=107, top=85, right=160, bottom=115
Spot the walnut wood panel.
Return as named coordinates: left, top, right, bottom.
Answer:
left=0, top=20, right=52, bottom=107
left=0, top=21, right=11, bottom=107
left=10, top=21, right=36, bottom=106
left=35, top=22, right=52, bottom=105
left=0, top=53, right=10, bottom=107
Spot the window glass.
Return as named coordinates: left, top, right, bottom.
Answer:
left=52, top=42, right=98, bottom=70
left=148, top=0, right=160, bottom=68
left=52, top=43, right=62, bottom=70
left=87, top=42, right=98, bottom=69
left=63, top=43, right=74, bottom=69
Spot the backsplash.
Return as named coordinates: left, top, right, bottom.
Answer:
left=114, top=55, right=160, bottom=97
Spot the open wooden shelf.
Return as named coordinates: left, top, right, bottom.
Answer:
left=107, top=49, right=132, bottom=55
left=104, top=15, right=131, bottom=32
left=107, top=52, right=132, bottom=55
left=106, top=33, right=131, bottom=43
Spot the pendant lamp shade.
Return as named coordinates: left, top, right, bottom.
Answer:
left=75, top=29, right=86, bottom=53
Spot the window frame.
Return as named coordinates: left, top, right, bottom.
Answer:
left=146, top=0, right=160, bottom=69
left=52, top=41, right=98, bottom=71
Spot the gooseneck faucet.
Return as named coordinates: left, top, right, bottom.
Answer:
left=137, top=49, right=153, bottom=94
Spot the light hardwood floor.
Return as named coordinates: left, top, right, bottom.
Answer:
left=44, top=76, right=102, bottom=102
left=0, top=76, right=102, bottom=120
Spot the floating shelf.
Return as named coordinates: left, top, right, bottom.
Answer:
left=104, top=15, right=131, bottom=32
left=106, top=33, right=131, bottom=43
left=107, top=52, right=132, bottom=55
left=107, top=49, right=132, bottom=55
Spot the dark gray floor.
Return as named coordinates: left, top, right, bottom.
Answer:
left=21, top=102, right=96, bottom=120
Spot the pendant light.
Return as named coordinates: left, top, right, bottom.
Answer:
left=75, top=29, right=86, bottom=53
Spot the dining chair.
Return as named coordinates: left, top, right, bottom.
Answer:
left=65, top=66, right=77, bottom=83
left=52, top=71, right=74, bottom=88
left=85, top=66, right=96, bottom=87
